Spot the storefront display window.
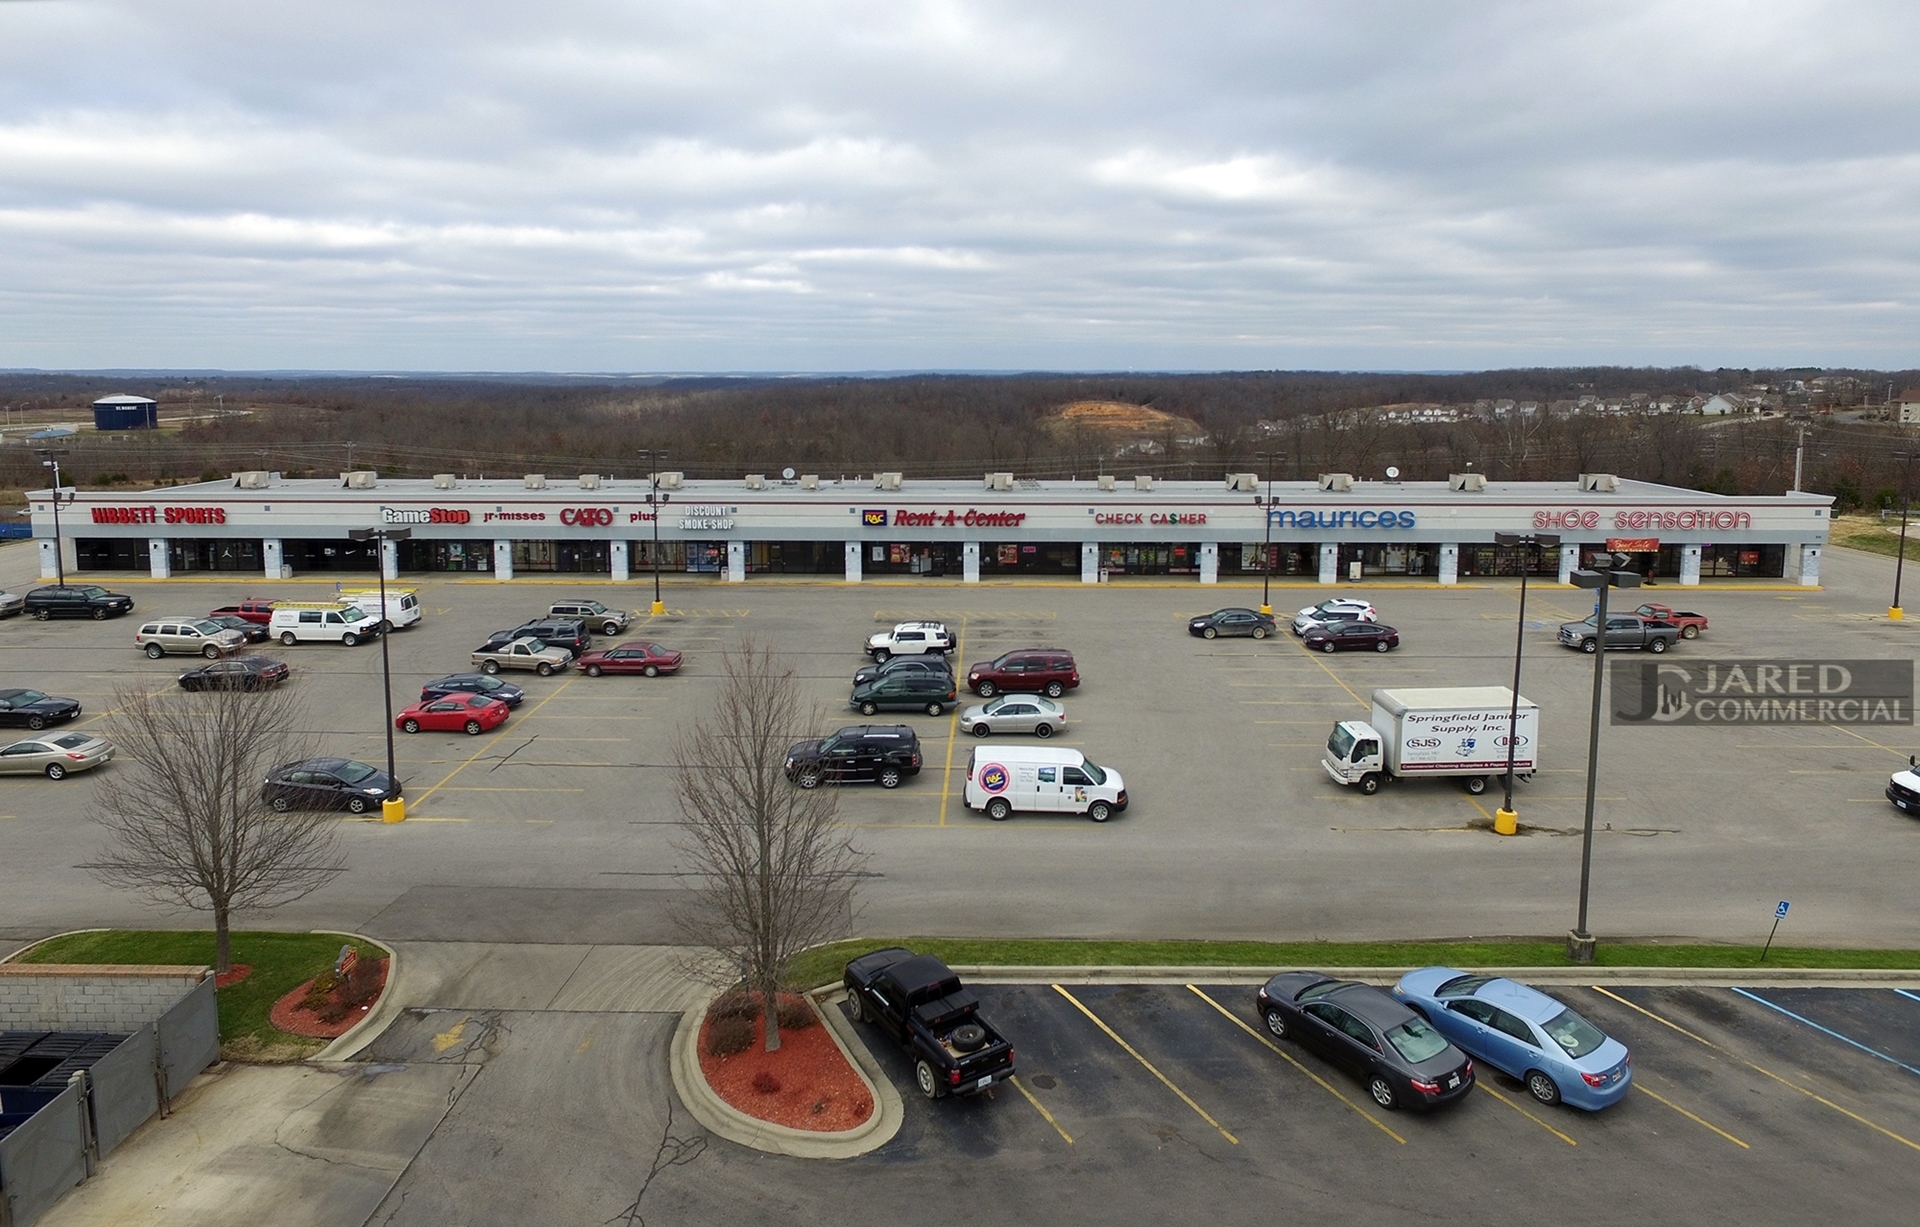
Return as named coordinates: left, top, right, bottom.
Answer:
left=1338, top=543, right=1434, bottom=578
left=1100, top=543, right=1200, bottom=576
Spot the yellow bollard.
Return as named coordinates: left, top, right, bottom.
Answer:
left=1493, top=807, right=1518, bottom=836
left=382, top=798, right=406, bottom=824
left=1259, top=604, right=1273, bottom=615
left=1891, top=607, right=1905, bottom=621
left=650, top=600, right=666, bottom=616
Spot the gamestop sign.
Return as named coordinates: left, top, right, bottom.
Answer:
left=382, top=506, right=473, bottom=525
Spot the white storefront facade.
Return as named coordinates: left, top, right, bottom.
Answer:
left=29, top=471, right=1834, bottom=587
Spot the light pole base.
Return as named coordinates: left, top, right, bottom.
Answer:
left=1567, top=930, right=1596, bottom=963
left=1890, top=607, right=1905, bottom=621
left=1259, top=604, right=1273, bottom=616
left=382, top=798, right=406, bottom=824
left=650, top=600, right=666, bottom=616
left=1493, top=807, right=1518, bottom=836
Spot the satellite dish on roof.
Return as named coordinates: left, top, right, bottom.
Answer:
left=782, top=466, right=796, bottom=480
left=1385, top=466, right=1400, bottom=482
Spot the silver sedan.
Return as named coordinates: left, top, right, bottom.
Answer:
left=0, top=731, right=114, bottom=780
left=959, top=694, right=1067, bottom=739
left=0, top=591, right=23, bottom=618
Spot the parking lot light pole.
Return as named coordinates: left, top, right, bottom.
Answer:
left=1491, top=531, right=1559, bottom=836
left=1256, top=451, right=1284, bottom=615
left=347, top=526, right=410, bottom=823
left=36, top=449, right=73, bottom=584
left=1567, top=556, right=1642, bottom=963
left=640, top=449, right=670, bottom=616
left=1890, top=450, right=1916, bottom=620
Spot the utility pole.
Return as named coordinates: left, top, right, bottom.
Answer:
left=1792, top=425, right=1806, bottom=493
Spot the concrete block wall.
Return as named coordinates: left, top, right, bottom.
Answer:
left=0, top=965, right=211, bottom=1032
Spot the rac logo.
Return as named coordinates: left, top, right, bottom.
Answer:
left=978, top=764, right=1010, bottom=793
left=560, top=507, right=614, bottom=526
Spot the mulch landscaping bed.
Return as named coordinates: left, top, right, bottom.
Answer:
left=698, top=994, right=873, bottom=1132
left=269, top=956, right=389, bottom=1039
left=214, top=964, right=253, bottom=989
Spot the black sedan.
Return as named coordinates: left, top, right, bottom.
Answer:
left=261, top=757, right=400, bottom=815
left=205, top=612, right=272, bottom=644
left=421, top=674, right=526, bottom=707
left=852, top=655, right=955, bottom=688
left=0, top=688, right=82, bottom=730
left=1256, top=973, right=1474, bottom=1111
left=178, top=656, right=290, bottom=691
left=1188, top=608, right=1277, bottom=639
left=1301, top=621, right=1400, bottom=653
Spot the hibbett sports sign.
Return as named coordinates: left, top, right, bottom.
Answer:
left=1611, top=659, right=1913, bottom=726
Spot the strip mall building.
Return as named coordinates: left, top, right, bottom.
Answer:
left=30, top=470, right=1833, bottom=587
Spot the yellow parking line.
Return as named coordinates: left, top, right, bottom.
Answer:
left=1590, top=986, right=1920, bottom=1154
left=433, top=786, right=585, bottom=793
left=1008, top=1075, right=1073, bottom=1144
left=412, top=677, right=576, bottom=806
left=938, top=614, right=968, bottom=828
left=1477, top=1083, right=1577, bottom=1146
left=1286, top=635, right=1368, bottom=709
left=1635, top=1084, right=1749, bottom=1148
left=1052, top=985, right=1238, bottom=1144
left=1186, top=986, right=1404, bottom=1144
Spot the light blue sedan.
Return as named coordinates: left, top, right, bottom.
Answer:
left=1392, top=967, right=1631, bottom=1111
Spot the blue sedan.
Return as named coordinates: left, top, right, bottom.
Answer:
left=1392, top=967, right=1632, bottom=1111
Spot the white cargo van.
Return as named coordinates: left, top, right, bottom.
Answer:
left=269, top=602, right=381, bottom=646
left=1323, top=686, right=1540, bottom=796
left=963, top=746, right=1128, bottom=822
left=336, top=587, right=422, bottom=631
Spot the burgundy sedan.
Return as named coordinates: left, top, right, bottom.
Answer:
left=395, top=693, right=510, bottom=735
left=576, top=641, right=683, bottom=677
left=1302, top=621, right=1400, bottom=653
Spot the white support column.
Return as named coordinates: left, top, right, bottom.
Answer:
left=726, top=540, right=746, bottom=583
left=1081, top=542, right=1099, bottom=584
left=1318, top=543, right=1338, bottom=584
left=845, top=541, right=863, bottom=583
left=1559, top=543, right=1578, bottom=584
left=963, top=541, right=981, bottom=584
left=1678, top=544, right=1702, bottom=586
left=1798, top=543, right=1822, bottom=587
left=610, top=540, right=629, bottom=582
left=1199, top=542, right=1219, bottom=584
left=263, top=538, right=284, bottom=580
left=380, top=538, right=399, bottom=581
left=493, top=539, right=513, bottom=581
left=1437, top=543, right=1459, bottom=586
left=38, top=539, right=58, bottom=580
left=148, top=538, right=171, bottom=579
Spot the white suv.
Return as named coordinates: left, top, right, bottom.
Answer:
left=1292, top=599, right=1377, bottom=636
left=865, top=621, right=954, bottom=661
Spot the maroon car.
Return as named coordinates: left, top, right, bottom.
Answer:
left=1302, top=621, right=1400, bottom=653
left=210, top=598, right=279, bottom=625
left=576, top=641, right=683, bottom=677
left=965, top=648, right=1079, bottom=698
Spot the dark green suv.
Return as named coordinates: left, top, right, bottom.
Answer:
left=850, top=671, right=958, bottom=717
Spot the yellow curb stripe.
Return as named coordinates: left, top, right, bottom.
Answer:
left=1008, top=1075, right=1073, bottom=1145
left=1052, top=985, right=1238, bottom=1144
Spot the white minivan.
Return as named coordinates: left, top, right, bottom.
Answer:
left=268, top=602, right=381, bottom=646
left=963, top=746, right=1128, bottom=823
left=336, top=587, right=422, bottom=631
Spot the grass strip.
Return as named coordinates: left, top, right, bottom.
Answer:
left=9, top=929, right=384, bottom=1059
left=1828, top=516, right=1920, bottom=562
left=789, top=938, right=1920, bottom=990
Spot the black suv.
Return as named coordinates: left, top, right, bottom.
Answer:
left=483, top=618, right=591, bottom=654
left=785, top=725, right=922, bottom=789
left=852, top=654, right=955, bottom=688
left=850, top=670, right=958, bottom=717
left=25, top=584, right=135, bottom=621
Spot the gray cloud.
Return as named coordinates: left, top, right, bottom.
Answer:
left=0, top=0, right=1915, bottom=369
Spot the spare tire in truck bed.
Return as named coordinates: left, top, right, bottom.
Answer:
left=951, top=1023, right=988, bottom=1052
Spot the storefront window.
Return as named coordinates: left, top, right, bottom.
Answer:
left=1240, top=544, right=1318, bottom=575
left=752, top=541, right=843, bottom=574
left=1461, top=545, right=1554, bottom=577
left=511, top=540, right=611, bottom=572
left=168, top=539, right=262, bottom=573
left=1100, top=543, right=1200, bottom=576
left=1339, top=543, right=1434, bottom=578
left=866, top=542, right=962, bottom=576
left=1700, top=544, right=1784, bottom=578
left=979, top=543, right=1077, bottom=575
left=283, top=539, right=378, bottom=572
left=76, top=538, right=147, bottom=571
left=398, top=539, right=493, bottom=572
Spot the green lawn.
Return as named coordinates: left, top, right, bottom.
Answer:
left=10, top=930, right=385, bottom=1060
left=788, top=938, right=1920, bottom=989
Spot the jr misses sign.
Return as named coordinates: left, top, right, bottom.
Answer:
left=1612, top=659, right=1913, bottom=726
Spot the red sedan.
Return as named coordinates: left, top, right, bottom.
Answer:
left=576, top=641, right=683, bottom=678
left=395, top=692, right=510, bottom=735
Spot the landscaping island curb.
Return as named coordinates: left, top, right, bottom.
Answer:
left=934, top=964, right=1920, bottom=989
left=669, top=987, right=902, bottom=1159
left=312, top=932, right=401, bottom=1061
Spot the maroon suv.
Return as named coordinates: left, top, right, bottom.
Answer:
left=966, top=648, right=1079, bottom=698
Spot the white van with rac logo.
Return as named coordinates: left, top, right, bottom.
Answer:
left=964, top=746, right=1127, bottom=823
left=268, top=602, right=381, bottom=646
left=335, top=588, right=422, bottom=630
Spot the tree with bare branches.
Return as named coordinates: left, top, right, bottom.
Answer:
left=83, top=681, right=345, bottom=974
left=673, top=640, right=866, bottom=1052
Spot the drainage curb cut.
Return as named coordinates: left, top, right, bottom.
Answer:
left=668, top=988, right=901, bottom=1159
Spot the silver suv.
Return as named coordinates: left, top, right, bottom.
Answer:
left=134, top=617, right=248, bottom=659
left=548, top=600, right=632, bottom=636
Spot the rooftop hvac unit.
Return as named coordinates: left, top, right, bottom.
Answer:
left=1579, top=472, right=1619, bottom=492
left=1225, top=472, right=1258, bottom=492
left=578, top=474, right=601, bottom=490
left=233, top=470, right=270, bottom=489
left=432, top=474, right=457, bottom=490
left=1317, top=473, right=1354, bottom=492
left=524, top=474, right=548, bottom=489
left=1448, top=472, right=1487, bottom=492
left=1097, top=475, right=1116, bottom=491
left=799, top=474, right=820, bottom=490
left=341, top=470, right=378, bottom=489
left=985, top=472, right=1014, bottom=491
left=744, top=474, right=767, bottom=490
left=1134, top=475, right=1155, bottom=491
left=875, top=472, right=904, bottom=491
left=657, top=471, right=684, bottom=490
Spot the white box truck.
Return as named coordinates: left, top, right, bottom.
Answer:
left=1322, top=686, right=1539, bottom=796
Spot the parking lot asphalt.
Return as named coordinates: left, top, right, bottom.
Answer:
left=3, top=543, right=1920, bottom=950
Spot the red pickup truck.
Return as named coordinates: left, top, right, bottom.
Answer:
left=1634, top=603, right=1707, bottom=639
left=210, top=598, right=279, bottom=625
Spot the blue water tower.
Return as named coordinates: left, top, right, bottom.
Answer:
left=92, top=394, right=159, bottom=431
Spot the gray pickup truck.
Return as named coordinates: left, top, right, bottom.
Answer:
left=1557, top=613, right=1680, bottom=654
left=470, top=636, right=574, bottom=675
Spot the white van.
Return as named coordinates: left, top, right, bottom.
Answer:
left=336, top=587, right=422, bottom=631
left=963, top=746, right=1128, bottom=823
left=269, top=602, right=381, bottom=646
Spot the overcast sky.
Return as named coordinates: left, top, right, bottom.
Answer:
left=1, top=1, right=1916, bottom=372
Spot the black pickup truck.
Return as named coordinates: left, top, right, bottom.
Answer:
left=843, top=947, right=1015, bottom=1100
